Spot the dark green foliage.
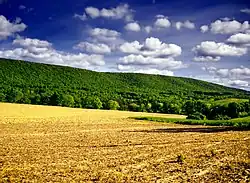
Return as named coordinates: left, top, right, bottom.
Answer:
left=107, top=100, right=120, bottom=110
left=59, top=94, right=75, bottom=107
left=133, top=116, right=250, bottom=129
left=0, top=58, right=249, bottom=116
left=187, top=112, right=206, bottom=120
left=83, top=96, right=102, bottom=109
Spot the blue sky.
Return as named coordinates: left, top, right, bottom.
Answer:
left=0, top=0, right=250, bottom=90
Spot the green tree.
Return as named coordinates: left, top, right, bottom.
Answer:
left=59, top=94, right=75, bottom=107
left=107, top=100, right=120, bottom=110
left=7, top=89, right=23, bottom=103
left=128, top=103, right=139, bottom=112
left=227, top=102, right=240, bottom=118
left=84, top=96, right=102, bottom=109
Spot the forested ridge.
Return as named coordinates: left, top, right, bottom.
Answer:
left=1, top=58, right=250, bottom=120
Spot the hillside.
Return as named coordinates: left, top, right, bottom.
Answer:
left=1, top=58, right=249, bottom=118
left=0, top=58, right=247, bottom=95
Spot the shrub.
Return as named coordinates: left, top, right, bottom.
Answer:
left=187, top=112, right=206, bottom=120
left=107, top=100, right=120, bottom=110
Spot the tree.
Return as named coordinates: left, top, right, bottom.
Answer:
left=84, top=96, right=102, bottom=109
left=6, top=89, right=23, bottom=103
left=227, top=102, right=240, bottom=118
left=0, top=92, right=6, bottom=102
left=187, top=112, right=206, bottom=120
left=128, top=103, right=139, bottom=112
left=183, top=100, right=196, bottom=115
left=107, top=100, right=120, bottom=110
left=59, top=94, right=75, bottom=107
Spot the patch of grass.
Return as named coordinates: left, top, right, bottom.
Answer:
left=131, top=116, right=250, bottom=129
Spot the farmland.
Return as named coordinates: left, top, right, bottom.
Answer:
left=0, top=103, right=249, bottom=182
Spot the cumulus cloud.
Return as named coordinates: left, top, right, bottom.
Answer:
left=73, top=42, right=111, bottom=54
left=74, top=13, right=87, bottom=21
left=118, top=37, right=185, bottom=73
left=154, top=16, right=171, bottom=28
left=193, top=41, right=248, bottom=61
left=240, top=8, right=250, bottom=14
left=228, top=80, right=249, bottom=87
left=193, top=56, right=220, bottom=62
left=227, top=33, right=250, bottom=46
left=120, top=37, right=182, bottom=58
left=124, top=22, right=141, bottom=32
left=85, top=4, right=134, bottom=21
left=13, top=37, right=52, bottom=48
left=0, top=37, right=105, bottom=68
left=89, top=28, right=120, bottom=42
left=119, top=54, right=184, bottom=69
left=204, top=66, right=250, bottom=79
left=85, top=7, right=100, bottom=18
left=175, top=20, right=195, bottom=30
left=144, top=26, right=152, bottom=33
left=208, top=20, right=250, bottom=34
left=202, top=66, right=250, bottom=89
left=117, top=64, right=174, bottom=76
left=200, top=25, right=209, bottom=33
left=0, top=15, right=27, bottom=40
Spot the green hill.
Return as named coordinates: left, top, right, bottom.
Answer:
left=0, top=58, right=249, bottom=114
left=0, top=58, right=247, bottom=95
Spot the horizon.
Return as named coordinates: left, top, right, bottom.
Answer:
left=0, top=0, right=250, bottom=90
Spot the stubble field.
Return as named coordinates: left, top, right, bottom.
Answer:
left=0, top=103, right=249, bottom=182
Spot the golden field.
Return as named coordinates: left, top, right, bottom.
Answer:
left=0, top=103, right=249, bottom=182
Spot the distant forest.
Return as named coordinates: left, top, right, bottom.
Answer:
left=0, top=58, right=250, bottom=120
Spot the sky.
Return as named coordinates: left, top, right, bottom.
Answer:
left=0, top=0, right=250, bottom=90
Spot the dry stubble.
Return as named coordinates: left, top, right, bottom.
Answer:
left=0, top=103, right=249, bottom=182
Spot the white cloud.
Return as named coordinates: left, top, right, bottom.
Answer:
left=0, top=15, right=27, bottom=40
left=155, top=15, right=166, bottom=18
left=118, top=37, right=184, bottom=72
left=227, top=33, right=250, bottom=46
left=73, top=42, right=111, bottom=54
left=119, top=54, right=183, bottom=69
left=74, top=13, right=87, bottom=21
left=117, top=65, right=174, bottom=76
left=85, top=4, right=134, bottom=21
left=89, top=28, right=120, bottom=42
left=144, top=26, right=152, bottom=33
left=124, top=22, right=141, bottom=32
left=240, top=8, right=250, bottom=14
left=13, top=37, right=52, bottom=48
left=193, top=56, right=220, bottom=62
left=120, top=41, right=143, bottom=54
left=154, top=17, right=171, bottom=28
left=202, top=66, right=250, bottom=89
left=0, top=37, right=105, bottom=68
left=193, top=41, right=248, bottom=60
left=228, top=80, right=249, bottom=87
left=85, top=7, right=100, bottom=18
left=120, top=37, right=182, bottom=58
left=230, top=67, right=250, bottom=77
left=200, top=25, right=209, bottom=33
left=204, top=66, right=250, bottom=78
left=210, top=20, right=250, bottom=34
left=175, top=20, right=195, bottom=30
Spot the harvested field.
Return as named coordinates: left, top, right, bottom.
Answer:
left=0, top=103, right=249, bottom=182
